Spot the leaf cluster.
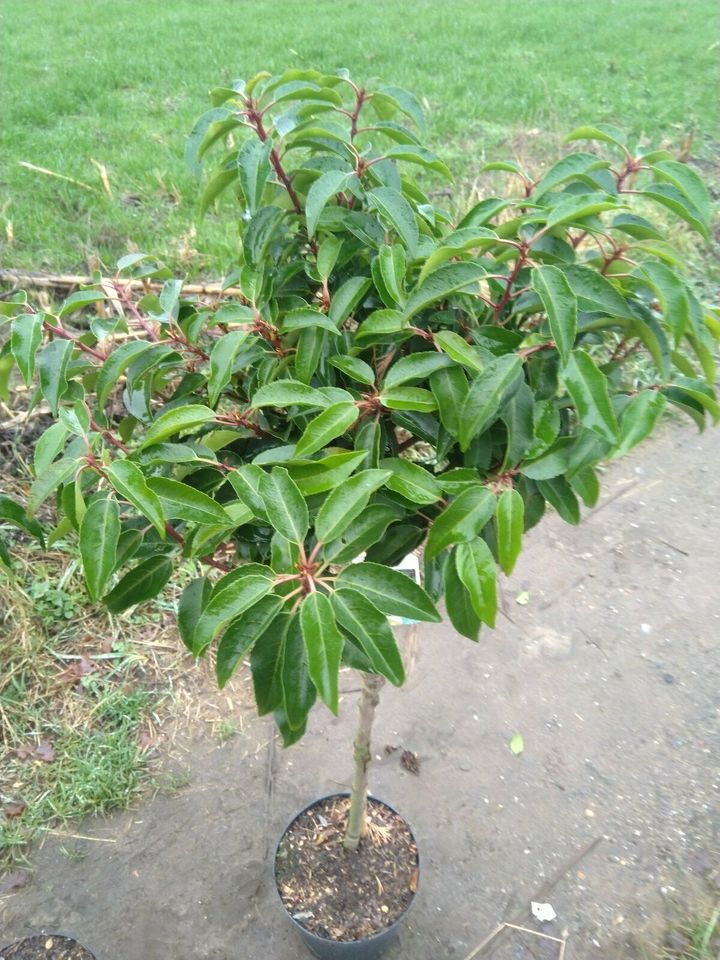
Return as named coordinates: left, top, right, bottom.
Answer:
left=1, top=70, right=717, bottom=745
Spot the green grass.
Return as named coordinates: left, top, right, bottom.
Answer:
left=1, top=0, right=718, bottom=275
left=656, top=908, right=720, bottom=959
left=0, top=545, right=171, bottom=867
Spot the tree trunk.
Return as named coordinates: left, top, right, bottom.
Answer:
left=343, top=671, right=385, bottom=850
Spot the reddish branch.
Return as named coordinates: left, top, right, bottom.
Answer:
left=244, top=101, right=302, bottom=214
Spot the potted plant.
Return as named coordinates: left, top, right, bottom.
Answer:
left=1, top=67, right=716, bottom=958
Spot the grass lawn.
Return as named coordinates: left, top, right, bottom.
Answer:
left=1, top=0, right=718, bottom=276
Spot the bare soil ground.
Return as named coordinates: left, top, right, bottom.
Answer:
left=1, top=420, right=718, bottom=959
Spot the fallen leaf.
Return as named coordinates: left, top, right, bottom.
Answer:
left=515, top=591, right=530, bottom=605
left=531, top=901, right=557, bottom=922
left=510, top=732, right=524, bottom=755
left=34, top=741, right=56, bottom=763
left=4, top=801, right=27, bottom=818
left=15, top=744, right=35, bottom=760
left=409, top=868, right=418, bottom=893
left=400, top=749, right=420, bottom=775
left=0, top=870, right=32, bottom=893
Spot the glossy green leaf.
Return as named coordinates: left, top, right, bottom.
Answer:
left=433, top=330, right=484, bottom=373
left=332, top=588, right=405, bottom=685
left=531, top=265, right=577, bottom=365
left=404, top=262, right=486, bottom=319
left=306, top=169, right=349, bottom=236
left=140, top=405, right=216, bottom=449
left=445, top=551, right=481, bottom=640
left=314, top=469, right=391, bottom=542
left=379, top=457, right=442, bottom=505
left=495, top=488, right=524, bottom=575
left=430, top=365, right=469, bottom=438
left=458, top=355, right=523, bottom=451
left=193, top=567, right=274, bottom=653
left=33, top=422, right=69, bottom=476
left=208, top=331, right=248, bottom=406
left=537, top=477, right=581, bottom=525
left=28, top=457, right=79, bottom=515
left=281, top=615, right=317, bottom=732
left=562, top=350, right=619, bottom=443
left=454, top=538, right=497, bottom=627
left=328, top=276, right=372, bottom=326
left=650, top=160, right=711, bottom=236
left=282, top=308, right=342, bottom=336
left=146, top=477, right=230, bottom=524
left=380, top=386, right=438, bottom=413
left=178, top=577, right=212, bottom=653
left=640, top=183, right=710, bottom=240
left=103, top=556, right=173, bottom=613
left=323, top=504, right=399, bottom=564
left=0, top=495, right=45, bottom=544
left=569, top=467, right=601, bottom=508
left=38, top=339, right=73, bottom=416
left=294, top=327, right=325, bottom=384
left=11, top=313, right=43, bottom=385
left=251, top=611, right=291, bottom=715
left=59, top=290, right=108, bottom=317
left=640, top=262, right=689, bottom=344
left=79, top=497, right=120, bottom=601
left=328, top=354, right=375, bottom=386
left=381, top=145, right=452, bottom=179
left=544, top=192, right=618, bottom=228
left=236, top=138, right=272, bottom=215
left=532, top=152, right=612, bottom=198
left=563, top=265, right=634, bottom=320
left=425, top=486, right=496, bottom=560
left=260, top=466, right=309, bottom=543
left=252, top=380, right=330, bottom=409
left=294, top=402, right=358, bottom=457
left=615, top=390, right=667, bottom=457
left=300, top=592, right=344, bottom=713
left=337, top=561, right=441, bottom=622
left=377, top=244, right=406, bottom=305
left=501, top=382, right=535, bottom=469
left=287, top=450, right=367, bottom=496
left=106, top=460, right=166, bottom=536
left=367, top=186, right=419, bottom=256
left=96, top=341, right=154, bottom=410
left=383, top=351, right=453, bottom=389
left=216, top=595, right=283, bottom=688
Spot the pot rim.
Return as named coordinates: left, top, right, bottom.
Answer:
left=273, top=791, right=419, bottom=947
left=0, top=932, right=97, bottom=959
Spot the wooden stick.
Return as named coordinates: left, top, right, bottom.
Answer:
left=0, top=269, right=244, bottom=298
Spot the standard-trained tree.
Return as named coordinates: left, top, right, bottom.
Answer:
left=1, top=69, right=717, bottom=864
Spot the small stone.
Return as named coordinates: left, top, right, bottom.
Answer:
left=380, top=905, right=389, bottom=913
left=585, top=808, right=595, bottom=818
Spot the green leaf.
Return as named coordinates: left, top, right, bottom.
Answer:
left=260, top=467, right=309, bottom=544
left=236, top=138, right=272, bottom=215
left=509, top=732, right=524, bottom=756
left=640, top=183, right=710, bottom=241
left=79, top=497, right=120, bottom=601
left=458, top=355, right=523, bottom=451
left=294, top=327, right=325, bottom=384
left=146, top=477, right=230, bottom=525
left=140, top=405, right=216, bottom=449
left=531, top=265, right=577, bottom=365
left=33, top=422, right=68, bottom=476
left=444, top=551, right=481, bottom=640
left=178, top=577, right=212, bottom=653
left=562, top=350, right=619, bottom=443
left=332, top=589, right=405, bottom=685
left=286, top=450, right=367, bottom=496
left=58, top=290, right=107, bottom=317
left=379, top=457, right=442, bottom=505
left=380, top=386, right=438, bottom=413
left=11, top=313, right=43, bottom=385
left=104, top=556, right=173, bottom=613
left=569, top=467, right=600, bottom=508
left=404, top=262, right=486, bottom=319
left=208, top=331, right=248, bottom=407
left=355, top=309, right=409, bottom=345
left=337, top=561, right=441, bottom=622
left=532, top=152, right=612, bottom=197
left=28, top=457, right=79, bottom=515
left=430, top=366, right=469, bottom=438
left=0, top=495, right=45, bottom=544
left=282, top=308, right=342, bottom=336
left=433, top=330, right=484, bottom=372
left=537, top=477, right=581, bottom=525
left=544, top=193, right=618, bottom=228
left=106, top=460, right=166, bottom=537
left=496, top=488, right=524, bottom=575
left=199, top=167, right=238, bottom=218
left=564, top=125, right=627, bottom=149
left=38, top=339, right=73, bottom=416
left=281, top=615, right=317, bottom=731
left=96, top=341, right=154, bottom=410
left=328, top=276, right=371, bottom=326
left=314, top=469, right=391, bottom=542
left=306, top=169, right=350, bottom=236
left=251, top=611, right=291, bottom=715
left=455, top=539, right=497, bottom=627
left=0, top=535, right=11, bottom=572
left=228, top=464, right=269, bottom=519
left=639, top=262, right=689, bottom=344
left=316, top=235, right=343, bottom=281
left=501, top=382, right=535, bottom=469
left=651, top=160, right=711, bottom=234
left=295, top=402, right=358, bottom=458
left=251, top=380, right=330, bottom=409
left=521, top=437, right=574, bottom=480
left=243, top=205, right=285, bottom=268
left=425, top=486, right=497, bottom=560
left=383, top=351, right=453, bottom=389
left=323, top=504, right=399, bottom=564
left=328, top=354, right=375, bottom=386
left=300, top=592, right=344, bottom=713
left=614, top=390, right=667, bottom=457
left=194, top=567, right=274, bottom=653
left=367, top=186, right=418, bottom=256
left=381, top=145, right=452, bottom=179
left=216, top=595, right=283, bottom=688
left=563, top=265, right=635, bottom=320
left=377, top=244, right=406, bottom=306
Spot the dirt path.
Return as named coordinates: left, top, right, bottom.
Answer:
left=1, top=421, right=718, bottom=959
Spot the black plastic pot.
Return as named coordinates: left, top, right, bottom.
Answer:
left=0, top=933, right=97, bottom=958
left=274, top=792, right=418, bottom=960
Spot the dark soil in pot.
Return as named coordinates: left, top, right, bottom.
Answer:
left=275, top=795, right=418, bottom=942
left=0, top=936, right=95, bottom=959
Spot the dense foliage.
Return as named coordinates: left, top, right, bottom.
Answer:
left=1, top=68, right=716, bottom=745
